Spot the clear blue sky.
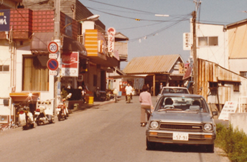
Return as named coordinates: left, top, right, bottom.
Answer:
left=80, top=0, right=247, bottom=69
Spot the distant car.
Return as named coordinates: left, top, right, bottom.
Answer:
left=156, top=86, right=189, bottom=102
left=146, top=94, right=218, bottom=152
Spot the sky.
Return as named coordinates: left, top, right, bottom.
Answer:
left=80, top=0, right=247, bottom=69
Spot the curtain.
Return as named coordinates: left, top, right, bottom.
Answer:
left=23, top=56, right=49, bottom=91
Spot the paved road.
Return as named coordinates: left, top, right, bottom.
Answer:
left=0, top=96, right=230, bottom=162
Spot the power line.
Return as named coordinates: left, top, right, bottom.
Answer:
left=87, top=6, right=189, bottom=23
left=129, top=14, right=190, bottom=42
left=87, top=0, right=157, bottom=15
left=117, top=22, right=165, bottom=30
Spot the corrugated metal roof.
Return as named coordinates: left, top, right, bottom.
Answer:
left=123, top=54, right=182, bottom=74
left=226, top=18, right=247, bottom=29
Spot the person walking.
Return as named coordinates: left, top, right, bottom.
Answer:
left=159, top=82, right=163, bottom=92
left=139, top=85, right=154, bottom=127
left=125, top=83, right=133, bottom=102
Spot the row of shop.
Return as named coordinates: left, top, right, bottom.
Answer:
left=0, top=4, right=129, bottom=125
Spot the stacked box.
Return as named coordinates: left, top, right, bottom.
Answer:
left=10, top=9, right=32, bottom=39
left=0, top=9, right=78, bottom=40
left=32, top=10, right=54, bottom=32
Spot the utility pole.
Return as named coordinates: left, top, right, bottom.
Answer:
left=54, top=0, right=61, bottom=108
left=192, top=10, right=198, bottom=94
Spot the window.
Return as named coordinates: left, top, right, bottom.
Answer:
left=0, top=65, right=9, bottom=71
left=198, top=36, right=218, bottom=47
left=209, top=37, right=218, bottom=46
left=198, top=37, right=208, bottom=46
left=22, top=56, right=49, bottom=91
left=240, top=71, right=247, bottom=78
left=233, top=83, right=240, bottom=92
left=209, top=82, right=218, bottom=95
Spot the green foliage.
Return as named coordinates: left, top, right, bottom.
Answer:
left=216, top=123, right=247, bottom=162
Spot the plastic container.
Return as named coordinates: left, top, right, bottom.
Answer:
left=88, top=96, right=94, bottom=104
left=118, top=91, right=122, bottom=96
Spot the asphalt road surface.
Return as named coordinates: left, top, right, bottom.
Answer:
left=0, top=96, right=230, bottom=162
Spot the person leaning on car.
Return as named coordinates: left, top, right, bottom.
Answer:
left=139, top=85, right=154, bottom=127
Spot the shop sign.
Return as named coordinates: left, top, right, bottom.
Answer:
left=107, top=27, right=116, bottom=53
left=61, top=52, right=79, bottom=77
left=0, top=9, right=10, bottom=31
left=183, top=33, right=192, bottom=50
left=218, top=101, right=238, bottom=120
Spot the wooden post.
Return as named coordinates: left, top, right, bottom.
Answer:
left=153, top=74, right=156, bottom=96
left=192, top=10, right=198, bottom=94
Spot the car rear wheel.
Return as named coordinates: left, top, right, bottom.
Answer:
left=146, top=138, right=156, bottom=150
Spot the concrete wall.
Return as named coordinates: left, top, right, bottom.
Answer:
left=229, top=113, right=247, bottom=134
left=229, top=59, right=247, bottom=74
left=16, top=43, right=55, bottom=106
left=191, top=22, right=228, bottom=68
left=0, top=41, right=11, bottom=97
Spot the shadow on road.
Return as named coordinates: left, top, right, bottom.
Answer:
left=147, top=144, right=214, bottom=153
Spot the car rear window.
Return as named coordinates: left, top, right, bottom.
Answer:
left=162, top=88, right=189, bottom=94
left=157, top=96, right=209, bottom=113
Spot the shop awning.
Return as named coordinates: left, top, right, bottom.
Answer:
left=9, top=92, right=40, bottom=102
left=108, top=74, right=148, bottom=79
left=31, top=32, right=53, bottom=54
left=63, top=36, right=87, bottom=57
left=31, top=33, right=87, bottom=57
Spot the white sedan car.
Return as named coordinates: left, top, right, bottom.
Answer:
left=156, top=86, right=189, bottom=102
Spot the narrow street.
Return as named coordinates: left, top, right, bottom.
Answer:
left=0, top=96, right=229, bottom=162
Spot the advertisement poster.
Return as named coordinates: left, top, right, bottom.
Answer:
left=0, top=9, right=10, bottom=31
left=107, top=27, right=116, bottom=53
left=61, top=52, right=79, bottom=77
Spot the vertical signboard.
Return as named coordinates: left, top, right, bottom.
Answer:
left=183, top=33, right=192, bottom=50
left=107, top=27, right=116, bottom=53
left=0, top=9, right=10, bottom=31
left=61, top=52, right=79, bottom=77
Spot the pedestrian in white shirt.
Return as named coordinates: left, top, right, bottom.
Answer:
left=125, top=83, right=133, bottom=101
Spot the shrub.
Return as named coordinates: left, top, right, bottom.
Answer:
left=216, top=123, right=247, bottom=162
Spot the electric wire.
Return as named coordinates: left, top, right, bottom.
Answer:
left=117, top=22, right=165, bottom=30
left=129, top=14, right=191, bottom=42
left=87, top=0, right=158, bottom=15
left=86, top=6, right=186, bottom=22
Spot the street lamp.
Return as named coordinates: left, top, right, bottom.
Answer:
left=80, top=14, right=100, bottom=22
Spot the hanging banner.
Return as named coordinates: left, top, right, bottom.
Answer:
left=107, top=27, right=116, bottom=53
left=0, top=9, right=10, bottom=31
left=61, top=52, right=79, bottom=77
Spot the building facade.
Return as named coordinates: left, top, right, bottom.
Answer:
left=0, top=0, right=128, bottom=124
left=185, top=18, right=247, bottom=113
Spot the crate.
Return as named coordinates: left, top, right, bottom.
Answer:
left=12, top=31, right=31, bottom=39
